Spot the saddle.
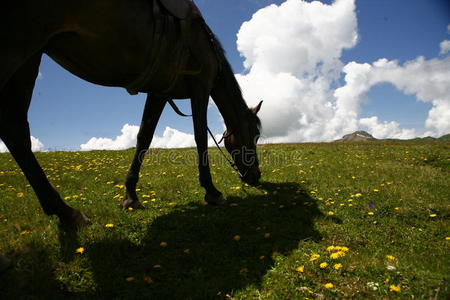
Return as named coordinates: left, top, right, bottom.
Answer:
left=126, top=0, right=202, bottom=95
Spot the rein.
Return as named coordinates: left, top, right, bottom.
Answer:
left=167, top=99, right=246, bottom=178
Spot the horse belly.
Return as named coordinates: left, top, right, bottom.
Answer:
left=45, top=32, right=145, bottom=87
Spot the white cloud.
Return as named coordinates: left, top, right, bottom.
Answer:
left=234, top=0, right=450, bottom=141
left=0, top=136, right=45, bottom=152
left=80, top=124, right=140, bottom=151
left=440, top=40, right=450, bottom=55
left=79, top=124, right=224, bottom=151
left=336, top=56, right=450, bottom=137
left=359, top=117, right=416, bottom=139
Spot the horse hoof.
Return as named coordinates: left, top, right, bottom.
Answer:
left=0, top=255, right=11, bottom=273
left=205, top=193, right=225, bottom=205
left=57, top=209, right=91, bottom=231
left=120, top=198, right=144, bottom=210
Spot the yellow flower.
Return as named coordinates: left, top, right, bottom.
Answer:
left=310, top=254, right=320, bottom=261
left=319, top=262, right=328, bottom=269
left=75, top=247, right=84, bottom=254
left=368, top=212, right=374, bottom=215
left=326, top=246, right=336, bottom=251
left=386, top=255, right=397, bottom=261
left=105, top=223, right=114, bottom=228
left=355, top=193, right=362, bottom=197
left=296, top=265, right=305, bottom=273
left=333, top=263, right=343, bottom=270
left=373, top=189, right=380, bottom=192
left=233, top=235, right=241, bottom=241
left=327, top=211, right=335, bottom=216
left=128, top=207, right=133, bottom=211
left=389, top=285, right=401, bottom=292
left=143, top=276, right=154, bottom=284
left=16, top=192, right=24, bottom=198
left=160, top=242, right=168, bottom=247
left=429, top=214, right=437, bottom=218
left=330, top=251, right=346, bottom=259
left=446, top=237, right=450, bottom=240
left=324, top=283, right=334, bottom=289
left=239, top=268, right=249, bottom=275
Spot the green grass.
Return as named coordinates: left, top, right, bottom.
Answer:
left=0, top=142, right=449, bottom=299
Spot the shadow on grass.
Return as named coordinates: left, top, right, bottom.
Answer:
left=1, top=181, right=334, bottom=298
left=85, top=181, right=328, bottom=298
left=0, top=241, right=82, bottom=299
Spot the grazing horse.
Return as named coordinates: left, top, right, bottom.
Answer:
left=0, top=0, right=262, bottom=229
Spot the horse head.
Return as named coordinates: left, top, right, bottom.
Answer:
left=224, top=100, right=263, bottom=186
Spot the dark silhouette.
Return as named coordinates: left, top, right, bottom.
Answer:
left=0, top=0, right=262, bottom=229
left=0, top=182, right=327, bottom=298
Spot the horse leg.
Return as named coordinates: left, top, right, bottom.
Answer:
left=121, top=94, right=166, bottom=209
left=190, top=92, right=224, bottom=205
left=0, top=53, right=89, bottom=229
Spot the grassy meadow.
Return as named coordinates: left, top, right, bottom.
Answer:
left=0, top=142, right=449, bottom=299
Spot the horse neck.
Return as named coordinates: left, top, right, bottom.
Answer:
left=210, top=62, right=249, bottom=133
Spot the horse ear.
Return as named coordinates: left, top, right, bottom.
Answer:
left=251, top=100, right=263, bottom=114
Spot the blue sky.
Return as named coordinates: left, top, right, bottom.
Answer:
left=10, top=0, right=450, bottom=150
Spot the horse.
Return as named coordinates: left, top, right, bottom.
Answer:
left=0, top=0, right=262, bottom=229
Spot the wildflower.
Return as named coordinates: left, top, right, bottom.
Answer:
left=239, top=268, right=249, bottom=275
left=368, top=202, right=375, bottom=207
left=333, top=263, right=343, bottom=270
left=16, top=192, right=24, bottom=198
left=296, top=265, right=305, bottom=273
left=105, top=223, right=114, bottom=228
left=386, top=265, right=396, bottom=271
left=128, top=207, right=133, bottom=211
left=153, top=264, right=161, bottom=269
left=389, top=285, right=401, bottom=292
left=233, top=235, right=241, bottom=241
left=319, top=262, right=328, bottom=269
left=368, top=212, right=374, bottom=215
left=160, top=242, right=168, bottom=247
left=75, top=247, right=84, bottom=254
left=326, top=246, right=336, bottom=251
left=330, top=251, right=346, bottom=259
left=310, top=254, right=320, bottom=261
left=429, top=214, right=437, bottom=218
left=327, top=211, right=335, bottom=216
left=373, top=189, right=380, bottom=192
left=125, top=277, right=135, bottom=282
left=354, top=193, right=362, bottom=197
left=394, top=207, right=400, bottom=210
left=324, top=283, right=334, bottom=289
left=446, top=237, right=450, bottom=240
left=367, top=282, right=379, bottom=291
left=143, top=276, right=154, bottom=284
left=386, top=255, right=397, bottom=261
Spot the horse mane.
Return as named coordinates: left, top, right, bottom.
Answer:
left=199, top=20, right=261, bottom=130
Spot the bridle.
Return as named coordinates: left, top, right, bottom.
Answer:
left=168, top=99, right=250, bottom=178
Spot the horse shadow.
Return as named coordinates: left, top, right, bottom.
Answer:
left=84, top=181, right=330, bottom=298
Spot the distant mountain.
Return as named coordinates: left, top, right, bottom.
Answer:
left=335, top=131, right=450, bottom=142
left=437, top=133, right=450, bottom=142
left=335, top=131, right=377, bottom=142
